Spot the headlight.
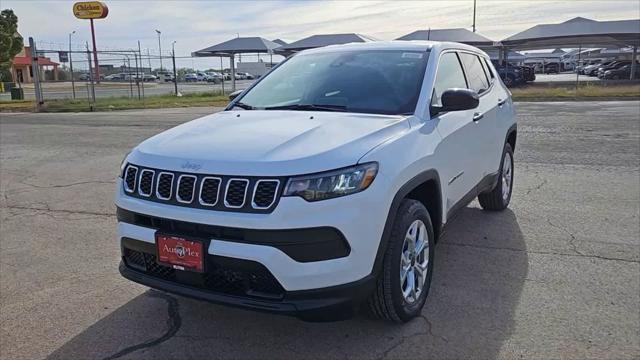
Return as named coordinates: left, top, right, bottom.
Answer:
left=283, top=162, right=378, bottom=201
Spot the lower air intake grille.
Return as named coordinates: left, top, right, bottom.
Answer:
left=123, top=246, right=284, bottom=299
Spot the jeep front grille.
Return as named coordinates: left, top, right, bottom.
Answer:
left=124, top=165, right=138, bottom=193
left=176, top=175, right=197, bottom=203
left=122, top=164, right=284, bottom=213
left=225, top=179, right=249, bottom=208
left=199, top=177, right=221, bottom=206
left=138, top=169, right=154, bottom=197
left=252, top=180, right=280, bottom=209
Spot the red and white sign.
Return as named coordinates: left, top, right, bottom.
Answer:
left=156, top=234, right=204, bottom=272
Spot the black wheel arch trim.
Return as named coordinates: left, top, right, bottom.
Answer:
left=372, top=169, right=441, bottom=277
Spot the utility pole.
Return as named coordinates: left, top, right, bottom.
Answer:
left=90, top=18, right=101, bottom=82
left=29, top=37, right=44, bottom=111
left=86, top=41, right=96, bottom=111
left=172, top=41, right=178, bottom=96
left=155, top=29, right=163, bottom=72
left=472, top=0, right=477, bottom=32
left=69, top=31, right=76, bottom=99
left=138, top=41, right=145, bottom=101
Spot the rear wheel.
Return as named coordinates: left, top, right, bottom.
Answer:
left=366, top=199, right=435, bottom=322
left=479, top=143, right=514, bottom=211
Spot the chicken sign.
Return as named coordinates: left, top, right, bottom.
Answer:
left=72, top=2, right=109, bottom=82
left=73, top=2, right=109, bottom=19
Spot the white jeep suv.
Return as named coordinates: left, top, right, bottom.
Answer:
left=116, top=41, right=516, bottom=322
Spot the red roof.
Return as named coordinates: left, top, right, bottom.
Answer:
left=12, top=55, right=59, bottom=67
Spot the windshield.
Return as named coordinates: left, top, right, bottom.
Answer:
left=235, top=50, right=430, bottom=115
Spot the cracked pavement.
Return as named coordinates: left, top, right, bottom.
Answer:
left=1, top=102, right=639, bottom=359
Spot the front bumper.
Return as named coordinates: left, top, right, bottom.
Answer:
left=115, top=177, right=391, bottom=292
left=119, top=238, right=376, bottom=321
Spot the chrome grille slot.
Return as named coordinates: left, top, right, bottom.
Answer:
left=225, top=179, right=249, bottom=208
left=176, top=175, right=197, bottom=203
left=199, top=177, right=221, bottom=206
left=156, top=172, right=174, bottom=200
left=252, top=180, right=280, bottom=209
left=138, top=169, right=155, bottom=197
left=124, top=165, right=138, bottom=193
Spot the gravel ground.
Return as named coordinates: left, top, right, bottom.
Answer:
left=0, top=102, right=638, bottom=359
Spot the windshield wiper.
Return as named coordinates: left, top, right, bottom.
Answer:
left=264, top=103, right=347, bottom=112
left=232, top=102, right=255, bottom=110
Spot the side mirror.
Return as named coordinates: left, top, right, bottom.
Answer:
left=431, top=88, right=479, bottom=116
left=228, top=90, right=243, bottom=101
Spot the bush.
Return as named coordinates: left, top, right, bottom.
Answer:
left=0, top=68, right=13, bottom=82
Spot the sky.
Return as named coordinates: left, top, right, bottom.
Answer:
left=4, top=0, right=639, bottom=70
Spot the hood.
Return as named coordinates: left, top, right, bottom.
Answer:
left=129, top=110, right=410, bottom=176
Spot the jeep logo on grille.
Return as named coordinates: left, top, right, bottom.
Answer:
left=181, top=161, right=202, bottom=171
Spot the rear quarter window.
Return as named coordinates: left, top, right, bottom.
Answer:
left=459, top=52, right=490, bottom=94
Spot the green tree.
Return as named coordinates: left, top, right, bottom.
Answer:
left=0, top=9, right=24, bottom=82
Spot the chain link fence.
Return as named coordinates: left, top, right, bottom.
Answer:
left=14, top=37, right=260, bottom=111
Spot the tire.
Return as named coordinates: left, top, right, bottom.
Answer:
left=479, top=143, right=514, bottom=211
left=366, top=199, right=435, bottom=322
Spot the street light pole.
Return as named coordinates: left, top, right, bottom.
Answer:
left=472, top=0, right=477, bottom=32
left=69, top=30, right=76, bottom=99
left=155, top=29, right=163, bottom=72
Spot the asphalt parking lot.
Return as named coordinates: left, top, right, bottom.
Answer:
left=1, top=101, right=639, bottom=359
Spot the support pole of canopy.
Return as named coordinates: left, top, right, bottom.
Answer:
left=576, top=44, right=581, bottom=92
left=630, top=45, right=637, bottom=80
left=230, top=53, right=236, bottom=92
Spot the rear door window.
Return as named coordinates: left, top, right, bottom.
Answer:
left=459, top=53, right=490, bottom=94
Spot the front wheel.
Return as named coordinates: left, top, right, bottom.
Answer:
left=366, top=199, right=435, bottom=322
left=479, top=143, right=514, bottom=211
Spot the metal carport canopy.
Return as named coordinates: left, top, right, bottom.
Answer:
left=274, top=33, right=376, bottom=56
left=396, top=28, right=494, bottom=47
left=500, top=17, right=640, bottom=49
left=500, top=17, right=640, bottom=80
left=192, top=37, right=281, bottom=91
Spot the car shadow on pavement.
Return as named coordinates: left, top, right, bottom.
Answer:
left=48, top=207, right=527, bottom=360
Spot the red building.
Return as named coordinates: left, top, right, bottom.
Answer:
left=10, top=46, right=59, bottom=83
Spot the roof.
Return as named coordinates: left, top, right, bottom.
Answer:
left=193, top=37, right=280, bottom=57
left=275, top=33, right=377, bottom=53
left=396, top=28, right=494, bottom=46
left=12, top=55, right=58, bottom=66
left=501, top=17, right=640, bottom=49
left=297, top=40, right=485, bottom=57
left=272, top=39, right=288, bottom=46
left=484, top=49, right=525, bottom=60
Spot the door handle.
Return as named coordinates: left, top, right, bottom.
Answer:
left=473, top=112, right=484, bottom=122
left=498, top=98, right=507, bottom=107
